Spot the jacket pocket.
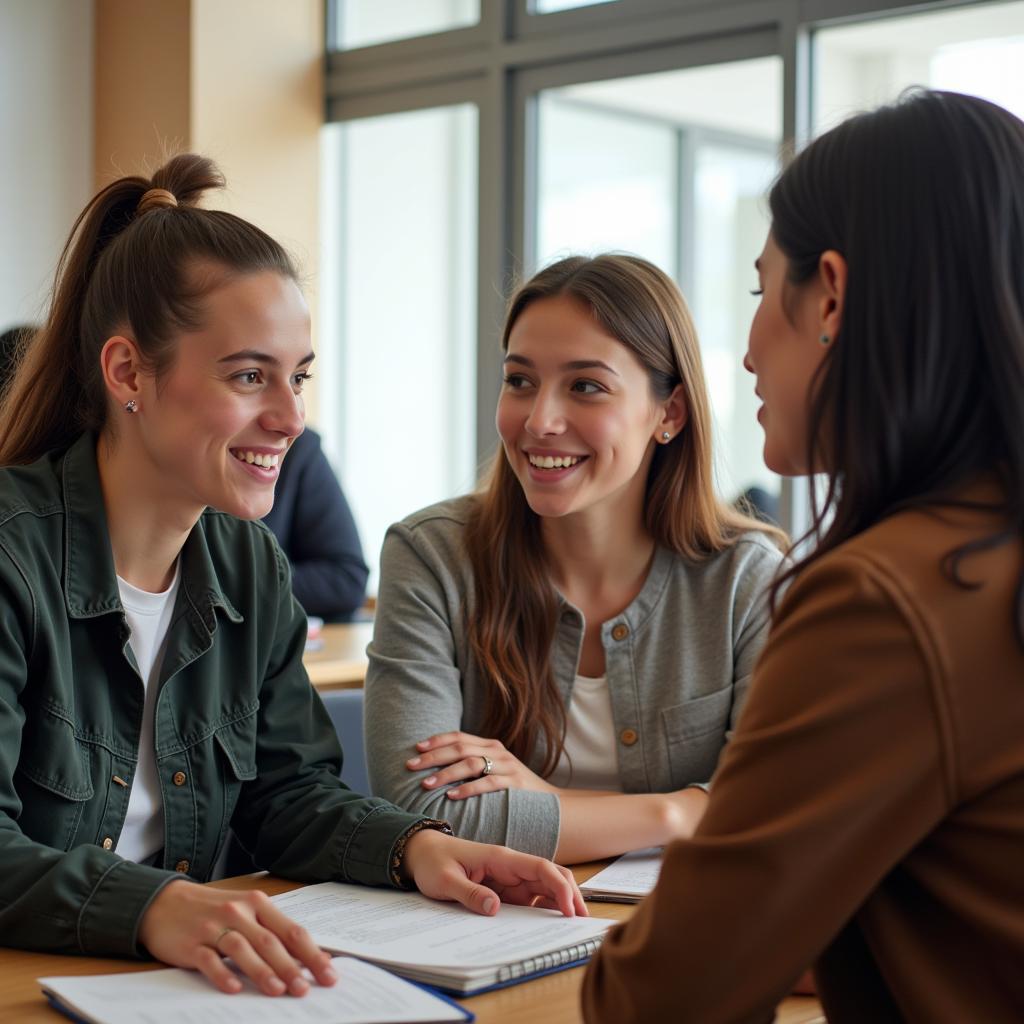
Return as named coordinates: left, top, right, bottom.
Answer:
left=15, top=706, right=95, bottom=850
left=211, top=711, right=259, bottom=855
left=661, top=688, right=734, bottom=786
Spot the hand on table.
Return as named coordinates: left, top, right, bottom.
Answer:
left=138, top=879, right=336, bottom=997
left=402, top=828, right=587, bottom=918
left=407, top=730, right=558, bottom=800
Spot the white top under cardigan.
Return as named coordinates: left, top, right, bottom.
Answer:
left=364, top=495, right=783, bottom=860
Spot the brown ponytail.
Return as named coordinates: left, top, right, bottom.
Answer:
left=465, top=254, right=787, bottom=775
left=0, top=154, right=297, bottom=465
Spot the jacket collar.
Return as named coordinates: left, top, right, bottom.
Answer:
left=61, top=433, right=242, bottom=628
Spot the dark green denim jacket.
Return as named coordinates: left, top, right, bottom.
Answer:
left=0, top=434, right=424, bottom=958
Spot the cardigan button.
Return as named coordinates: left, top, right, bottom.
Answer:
left=172, top=771, right=187, bottom=787
left=619, top=728, right=638, bottom=746
left=101, top=837, right=114, bottom=850
left=175, top=860, right=190, bottom=873
left=611, top=623, right=629, bottom=641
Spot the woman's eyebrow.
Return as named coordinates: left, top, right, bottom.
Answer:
left=218, top=349, right=315, bottom=368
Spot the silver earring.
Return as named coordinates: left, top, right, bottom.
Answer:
left=819, top=334, right=831, bottom=346
left=124, top=400, right=138, bottom=413
left=661, top=431, right=671, bottom=442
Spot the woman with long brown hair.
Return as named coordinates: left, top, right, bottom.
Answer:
left=365, top=254, right=785, bottom=862
left=0, top=153, right=584, bottom=997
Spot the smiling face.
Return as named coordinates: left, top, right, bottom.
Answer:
left=496, top=293, right=672, bottom=526
left=745, top=233, right=838, bottom=476
left=127, top=270, right=312, bottom=521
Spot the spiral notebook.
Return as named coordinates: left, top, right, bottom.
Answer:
left=271, top=883, right=614, bottom=995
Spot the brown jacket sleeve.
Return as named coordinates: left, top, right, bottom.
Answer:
left=581, top=552, right=950, bottom=1023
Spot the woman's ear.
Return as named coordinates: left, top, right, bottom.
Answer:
left=99, top=334, right=144, bottom=408
left=655, top=384, right=688, bottom=443
left=817, top=249, right=847, bottom=343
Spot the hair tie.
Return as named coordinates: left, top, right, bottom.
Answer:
left=137, top=188, right=178, bottom=214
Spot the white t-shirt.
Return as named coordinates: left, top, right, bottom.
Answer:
left=114, top=563, right=181, bottom=864
left=548, top=674, right=623, bottom=792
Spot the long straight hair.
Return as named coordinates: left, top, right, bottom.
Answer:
left=768, top=90, right=1024, bottom=642
left=464, top=254, right=786, bottom=774
left=0, top=154, right=297, bottom=465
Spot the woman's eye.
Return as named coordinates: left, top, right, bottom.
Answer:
left=749, top=288, right=764, bottom=297
left=571, top=379, right=603, bottom=395
left=235, top=370, right=262, bottom=386
left=503, top=374, right=529, bottom=389
left=293, top=372, right=314, bottom=391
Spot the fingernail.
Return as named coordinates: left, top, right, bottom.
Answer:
left=290, top=976, right=309, bottom=996
left=417, top=740, right=429, bottom=749
left=268, top=977, right=286, bottom=995
left=227, top=977, right=242, bottom=993
left=322, top=966, right=338, bottom=984
left=447, top=788, right=459, bottom=798
left=482, top=896, right=497, bottom=914
left=407, top=756, right=420, bottom=767
left=424, top=776, right=436, bottom=786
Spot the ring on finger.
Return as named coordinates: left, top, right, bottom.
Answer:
left=213, top=926, right=235, bottom=952
left=480, top=755, right=494, bottom=777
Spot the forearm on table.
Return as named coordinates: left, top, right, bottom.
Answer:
left=553, top=788, right=707, bottom=864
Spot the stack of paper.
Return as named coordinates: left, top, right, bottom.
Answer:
left=40, top=955, right=471, bottom=1024
left=579, top=847, right=664, bottom=903
left=272, top=883, right=614, bottom=995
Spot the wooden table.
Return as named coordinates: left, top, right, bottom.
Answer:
left=0, top=864, right=824, bottom=1023
left=303, top=621, right=373, bottom=690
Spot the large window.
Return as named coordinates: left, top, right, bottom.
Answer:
left=322, top=0, right=1024, bottom=578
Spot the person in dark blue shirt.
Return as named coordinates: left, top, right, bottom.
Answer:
left=262, top=426, right=369, bottom=621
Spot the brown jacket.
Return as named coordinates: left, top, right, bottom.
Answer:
left=582, top=495, right=1024, bottom=1023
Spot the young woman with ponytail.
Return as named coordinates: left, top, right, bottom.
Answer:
left=365, top=254, right=786, bottom=863
left=583, top=90, right=1024, bottom=1022
left=0, top=155, right=584, bottom=995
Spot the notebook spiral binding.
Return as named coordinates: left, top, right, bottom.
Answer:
left=497, top=936, right=606, bottom=982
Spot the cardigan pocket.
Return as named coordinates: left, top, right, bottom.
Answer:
left=661, top=687, right=734, bottom=786
left=15, top=707, right=95, bottom=850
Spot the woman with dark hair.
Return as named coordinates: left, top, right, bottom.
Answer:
left=582, top=89, right=1024, bottom=1022
left=0, top=154, right=584, bottom=996
left=365, top=254, right=785, bottom=863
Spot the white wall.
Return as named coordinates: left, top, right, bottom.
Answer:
left=0, top=0, right=94, bottom=332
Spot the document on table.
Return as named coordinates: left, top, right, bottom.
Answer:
left=272, top=882, right=614, bottom=994
left=580, top=847, right=664, bottom=903
left=39, top=955, right=471, bottom=1024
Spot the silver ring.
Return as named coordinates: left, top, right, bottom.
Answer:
left=214, top=926, right=234, bottom=951
left=480, top=755, right=494, bottom=777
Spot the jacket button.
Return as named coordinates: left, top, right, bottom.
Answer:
left=172, top=771, right=187, bottom=787
left=175, top=860, right=190, bottom=873
left=101, top=837, right=114, bottom=850
left=611, top=623, right=629, bottom=641
left=619, top=728, right=638, bottom=746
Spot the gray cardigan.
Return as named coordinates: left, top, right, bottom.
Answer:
left=364, top=496, right=783, bottom=859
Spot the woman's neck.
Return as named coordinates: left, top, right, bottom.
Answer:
left=541, top=506, right=656, bottom=610
left=96, top=433, right=197, bottom=592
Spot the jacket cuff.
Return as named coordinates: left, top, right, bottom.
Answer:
left=77, top=860, right=183, bottom=959
left=334, top=802, right=431, bottom=888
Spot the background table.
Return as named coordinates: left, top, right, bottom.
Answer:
left=303, top=621, right=373, bottom=690
left=0, top=863, right=824, bottom=1023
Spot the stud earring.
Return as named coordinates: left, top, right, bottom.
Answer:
left=819, top=334, right=831, bottom=346
left=124, top=400, right=138, bottom=413
left=661, top=431, right=671, bottom=442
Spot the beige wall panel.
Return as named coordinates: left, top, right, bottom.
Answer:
left=94, top=0, right=191, bottom=186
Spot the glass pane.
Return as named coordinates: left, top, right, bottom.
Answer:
left=535, top=58, right=783, bottom=509
left=814, top=1, right=1024, bottom=132
left=334, top=0, right=479, bottom=51
left=533, top=0, right=619, bottom=12
left=320, top=106, right=478, bottom=588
